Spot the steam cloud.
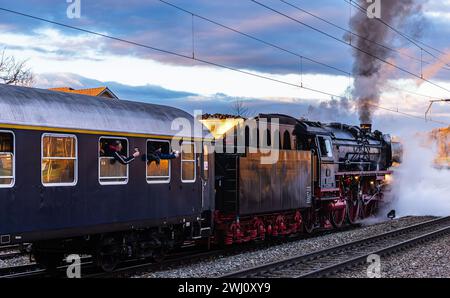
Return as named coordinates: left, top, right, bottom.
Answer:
left=305, top=96, right=356, bottom=122
left=390, top=135, right=450, bottom=216
left=347, top=0, right=424, bottom=124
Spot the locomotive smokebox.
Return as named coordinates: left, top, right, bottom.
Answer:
left=360, top=123, right=372, bottom=134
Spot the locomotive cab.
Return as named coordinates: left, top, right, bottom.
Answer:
left=316, top=135, right=337, bottom=190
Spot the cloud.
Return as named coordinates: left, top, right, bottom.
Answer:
left=1, top=0, right=449, bottom=79
left=0, top=0, right=448, bottom=131
left=33, top=72, right=448, bottom=138
left=35, top=72, right=197, bottom=103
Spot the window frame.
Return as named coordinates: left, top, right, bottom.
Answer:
left=317, top=136, right=334, bottom=160
left=181, top=141, right=196, bottom=183
left=41, top=133, right=78, bottom=187
left=98, top=136, right=129, bottom=186
left=0, top=130, right=15, bottom=188
left=202, top=144, right=209, bottom=181
left=146, top=139, right=171, bottom=184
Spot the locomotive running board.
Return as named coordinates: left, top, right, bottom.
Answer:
left=336, top=170, right=393, bottom=176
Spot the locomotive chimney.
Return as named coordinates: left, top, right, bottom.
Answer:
left=360, top=123, right=372, bottom=134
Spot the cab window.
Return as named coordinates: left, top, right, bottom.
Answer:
left=0, top=131, right=14, bottom=187
left=318, top=136, right=333, bottom=158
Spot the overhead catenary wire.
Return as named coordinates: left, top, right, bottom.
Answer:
left=0, top=7, right=344, bottom=98
left=279, top=0, right=450, bottom=71
left=386, top=83, right=443, bottom=100
left=0, top=6, right=447, bottom=126
left=250, top=0, right=450, bottom=95
left=158, top=0, right=350, bottom=76
left=156, top=1, right=445, bottom=101
left=344, top=0, right=450, bottom=69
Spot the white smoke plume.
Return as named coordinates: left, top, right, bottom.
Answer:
left=390, top=135, right=450, bottom=216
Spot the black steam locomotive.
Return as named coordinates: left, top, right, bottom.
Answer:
left=0, top=84, right=401, bottom=270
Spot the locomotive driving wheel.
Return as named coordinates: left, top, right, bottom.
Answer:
left=330, top=202, right=346, bottom=228
left=346, top=197, right=360, bottom=224
left=302, top=210, right=314, bottom=234
left=363, top=199, right=379, bottom=218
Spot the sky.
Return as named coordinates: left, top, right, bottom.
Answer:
left=0, top=0, right=449, bottom=135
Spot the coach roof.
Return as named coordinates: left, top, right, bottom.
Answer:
left=0, top=84, right=209, bottom=139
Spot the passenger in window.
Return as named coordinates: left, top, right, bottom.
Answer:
left=99, top=142, right=106, bottom=156
left=110, top=140, right=140, bottom=165
left=147, top=145, right=179, bottom=165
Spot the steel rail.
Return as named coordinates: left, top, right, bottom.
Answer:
left=86, top=224, right=363, bottom=278
left=0, top=252, right=23, bottom=260
left=220, top=216, right=450, bottom=278
left=0, top=223, right=363, bottom=278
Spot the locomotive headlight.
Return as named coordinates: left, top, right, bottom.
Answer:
left=384, top=174, right=392, bottom=183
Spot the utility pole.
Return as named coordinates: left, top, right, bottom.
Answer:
left=425, top=99, right=450, bottom=121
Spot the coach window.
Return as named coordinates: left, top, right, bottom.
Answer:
left=99, top=137, right=128, bottom=185
left=0, top=131, right=14, bottom=187
left=146, top=140, right=171, bottom=183
left=181, top=142, right=196, bottom=183
left=42, top=134, right=77, bottom=186
left=318, top=136, right=333, bottom=159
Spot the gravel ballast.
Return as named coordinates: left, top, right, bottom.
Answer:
left=139, top=216, right=438, bottom=278
left=334, top=233, right=450, bottom=278
left=0, top=255, right=31, bottom=269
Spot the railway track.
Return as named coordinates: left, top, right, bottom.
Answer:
left=221, top=216, right=450, bottom=278
left=0, top=245, right=26, bottom=261
left=0, top=223, right=361, bottom=278
left=0, top=252, right=23, bottom=260
left=0, top=264, right=45, bottom=278
left=0, top=257, right=95, bottom=279
left=87, top=223, right=363, bottom=278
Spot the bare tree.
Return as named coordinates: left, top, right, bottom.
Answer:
left=0, top=49, right=34, bottom=86
left=230, top=98, right=251, bottom=117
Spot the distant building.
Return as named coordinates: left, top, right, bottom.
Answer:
left=200, top=113, right=245, bottom=139
left=49, top=86, right=118, bottom=99
left=432, top=126, right=450, bottom=168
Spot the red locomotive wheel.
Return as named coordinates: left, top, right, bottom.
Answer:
left=346, top=198, right=360, bottom=224
left=364, top=200, right=379, bottom=217
left=302, top=210, right=314, bottom=234
left=330, top=206, right=346, bottom=228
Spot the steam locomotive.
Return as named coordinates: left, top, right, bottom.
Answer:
left=0, top=84, right=401, bottom=271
